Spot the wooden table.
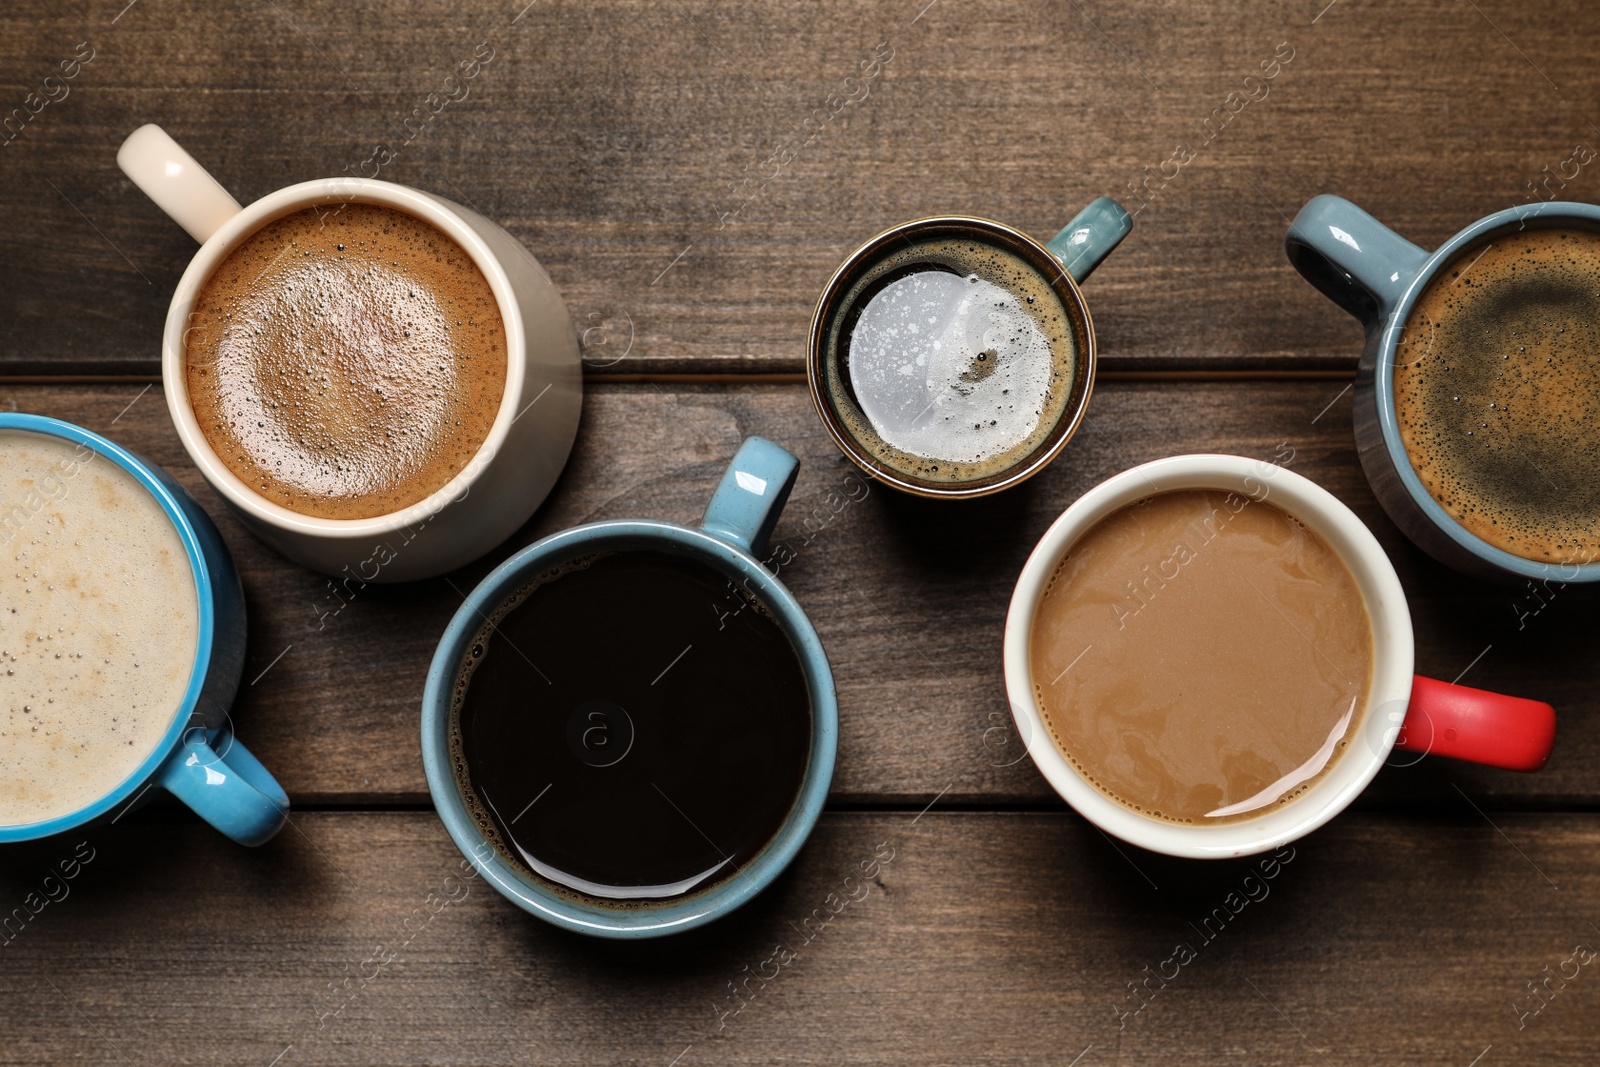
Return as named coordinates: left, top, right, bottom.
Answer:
left=4, top=1, right=1599, bottom=1062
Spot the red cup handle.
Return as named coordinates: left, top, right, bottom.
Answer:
left=1395, top=675, right=1556, bottom=771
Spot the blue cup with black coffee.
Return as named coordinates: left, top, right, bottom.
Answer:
left=420, top=437, right=836, bottom=937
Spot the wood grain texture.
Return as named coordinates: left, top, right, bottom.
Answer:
left=2, top=378, right=1594, bottom=808
left=7, top=5, right=1599, bottom=1061
left=0, top=811, right=1594, bottom=1065
left=4, top=0, right=1600, bottom=374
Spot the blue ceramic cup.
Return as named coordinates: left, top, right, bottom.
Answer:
left=0, top=414, right=288, bottom=846
left=1286, top=195, right=1600, bottom=584
left=421, top=437, right=837, bottom=938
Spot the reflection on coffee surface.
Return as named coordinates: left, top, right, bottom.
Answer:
left=0, top=432, right=197, bottom=826
left=186, top=203, right=507, bottom=520
left=1030, top=489, right=1372, bottom=824
left=826, top=236, right=1077, bottom=483
left=449, top=550, right=811, bottom=904
left=1394, top=228, right=1600, bottom=563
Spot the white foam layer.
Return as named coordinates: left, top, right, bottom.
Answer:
left=846, top=271, right=1053, bottom=464
left=0, top=432, right=199, bottom=826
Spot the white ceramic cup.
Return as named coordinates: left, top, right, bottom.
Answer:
left=117, top=124, right=582, bottom=582
left=1004, top=454, right=1553, bottom=859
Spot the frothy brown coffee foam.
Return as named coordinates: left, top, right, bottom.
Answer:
left=186, top=203, right=507, bottom=520
left=1030, top=489, right=1372, bottom=825
left=1395, top=227, right=1600, bottom=563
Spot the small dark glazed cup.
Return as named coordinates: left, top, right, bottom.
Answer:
left=808, top=199, right=1130, bottom=499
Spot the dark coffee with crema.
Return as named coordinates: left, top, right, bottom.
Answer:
left=1030, top=489, right=1373, bottom=825
left=822, top=236, right=1079, bottom=484
left=186, top=203, right=507, bottom=520
left=449, top=550, right=812, bottom=904
left=1394, top=227, right=1600, bottom=562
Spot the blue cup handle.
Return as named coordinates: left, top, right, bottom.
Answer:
left=1286, top=194, right=1431, bottom=326
left=157, top=726, right=290, bottom=846
left=1045, top=196, right=1132, bottom=284
left=699, top=437, right=800, bottom=558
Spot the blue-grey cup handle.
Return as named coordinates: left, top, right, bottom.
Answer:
left=1045, top=196, right=1133, bottom=284
left=157, top=727, right=289, bottom=846
left=699, top=437, right=799, bottom=558
left=1286, top=194, right=1430, bottom=326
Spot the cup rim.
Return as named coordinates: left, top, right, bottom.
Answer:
left=806, top=214, right=1098, bottom=499
left=0, top=414, right=215, bottom=841
left=1374, top=201, right=1600, bottom=581
left=1003, top=453, right=1416, bottom=858
left=419, top=518, right=839, bottom=937
left=160, top=177, right=527, bottom=539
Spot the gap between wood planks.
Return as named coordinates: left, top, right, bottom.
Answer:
left=106, top=794, right=1600, bottom=817
left=0, top=369, right=1358, bottom=386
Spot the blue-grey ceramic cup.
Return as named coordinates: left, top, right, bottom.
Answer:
left=421, top=436, right=837, bottom=938
left=1286, top=195, right=1600, bottom=585
left=0, top=414, right=289, bottom=846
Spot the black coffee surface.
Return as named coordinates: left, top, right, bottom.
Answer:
left=449, top=549, right=812, bottom=904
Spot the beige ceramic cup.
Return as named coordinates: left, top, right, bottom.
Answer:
left=118, top=124, right=582, bottom=582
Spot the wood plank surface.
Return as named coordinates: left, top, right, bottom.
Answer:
left=0, top=810, right=1594, bottom=1065
left=8, top=4, right=1600, bottom=1063
left=6, top=0, right=1600, bottom=375
left=3, top=378, right=1594, bottom=809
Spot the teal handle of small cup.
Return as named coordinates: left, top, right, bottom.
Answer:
left=1045, top=196, right=1133, bottom=284
left=1286, top=194, right=1431, bottom=326
left=157, top=728, right=289, bottom=847
left=699, top=436, right=800, bottom=558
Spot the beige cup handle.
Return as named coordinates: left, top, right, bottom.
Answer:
left=117, top=124, right=243, bottom=243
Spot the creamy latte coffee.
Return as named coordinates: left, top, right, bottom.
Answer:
left=0, top=432, right=199, bottom=826
left=1029, top=489, right=1373, bottom=825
